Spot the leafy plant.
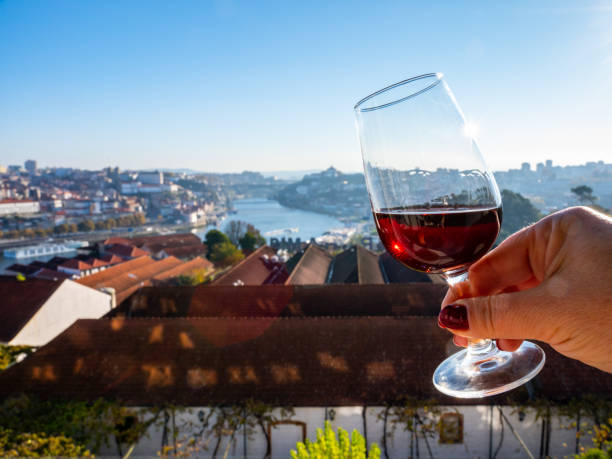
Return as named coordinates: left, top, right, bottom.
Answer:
left=0, top=394, right=159, bottom=456
left=0, top=345, right=35, bottom=371
left=0, top=428, right=92, bottom=457
left=290, top=420, right=380, bottom=459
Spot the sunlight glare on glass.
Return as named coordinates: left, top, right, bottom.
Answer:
left=463, top=121, right=479, bottom=139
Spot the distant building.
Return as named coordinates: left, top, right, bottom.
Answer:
left=8, top=165, right=22, bottom=173
left=545, top=159, right=553, bottom=169
left=120, top=182, right=140, bottom=195
left=521, top=162, right=531, bottom=172
left=139, top=171, right=164, bottom=185
left=24, top=160, right=37, bottom=173
left=28, top=188, right=41, bottom=200
left=121, top=182, right=177, bottom=195
left=0, top=199, right=40, bottom=216
left=57, top=259, right=95, bottom=278
left=0, top=165, right=7, bottom=174
left=536, top=162, right=545, bottom=173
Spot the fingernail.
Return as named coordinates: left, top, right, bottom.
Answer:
left=438, top=304, right=469, bottom=330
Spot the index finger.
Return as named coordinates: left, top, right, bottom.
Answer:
left=466, top=223, right=541, bottom=297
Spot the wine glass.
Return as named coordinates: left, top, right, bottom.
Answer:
left=354, top=73, right=545, bottom=398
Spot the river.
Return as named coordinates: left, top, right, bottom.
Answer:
left=195, top=198, right=346, bottom=242
left=0, top=199, right=346, bottom=274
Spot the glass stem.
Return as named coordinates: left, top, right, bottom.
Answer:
left=444, top=268, right=499, bottom=362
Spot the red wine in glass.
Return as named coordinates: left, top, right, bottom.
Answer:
left=373, top=206, right=502, bottom=273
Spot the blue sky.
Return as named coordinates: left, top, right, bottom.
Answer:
left=1, top=0, right=611, bottom=172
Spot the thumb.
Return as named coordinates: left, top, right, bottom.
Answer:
left=438, top=285, right=555, bottom=342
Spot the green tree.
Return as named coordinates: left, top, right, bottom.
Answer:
left=0, top=395, right=157, bottom=457
left=225, top=220, right=247, bottom=246
left=22, top=228, right=35, bottom=238
left=498, top=189, right=543, bottom=241
left=7, top=230, right=20, bottom=239
left=68, top=223, right=78, bottom=233
left=572, top=185, right=597, bottom=205
left=105, top=218, right=117, bottom=229
left=239, top=231, right=265, bottom=253
left=133, top=213, right=146, bottom=225
left=175, top=269, right=210, bottom=286
left=34, top=228, right=48, bottom=238
left=225, top=221, right=266, bottom=248
left=205, top=229, right=231, bottom=255
left=54, top=223, right=69, bottom=234
left=95, top=220, right=106, bottom=230
left=78, top=220, right=95, bottom=232
left=209, top=241, right=244, bottom=267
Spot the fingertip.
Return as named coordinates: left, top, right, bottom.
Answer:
left=453, top=335, right=468, bottom=347
left=497, top=338, right=523, bottom=352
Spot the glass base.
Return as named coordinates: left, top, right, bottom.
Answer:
left=433, top=340, right=545, bottom=398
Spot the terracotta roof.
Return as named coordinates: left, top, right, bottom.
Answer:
left=105, top=244, right=149, bottom=259
left=137, top=234, right=203, bottom=252
left=87, top=258, right=110, bottom=268
left=0, top=276, right=63, bottom=342
left=328, top=245, right=384, bottom=284
left=77, top=257, right=155, bottom=288
left=33, top=269, right=72, bottom=281
left=0, top=199, right=35, bottom=204
left=102, top=237, right=131, bottom=246
left=160, top=244, right=207, bottom=260
left=59, top=259, right=92, bottom=271
left=152, top=257, right=214, bottom=283
left=84, top=257, right=183, bottom=305
left=378, top=252, right=432, bottom=283
left=212, top=246, right=284, bottom=285
left=99, top=254, right=124, bottom=265
left=285, top=245, right=332, bottom=285
left=111, top=284, right=446, bottom=318
left=1, top=316, right=610, bottom=406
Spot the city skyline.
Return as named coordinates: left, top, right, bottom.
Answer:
left=1, top=0, right=611, bottom=172
left=3, top=158, right=610, bottom=175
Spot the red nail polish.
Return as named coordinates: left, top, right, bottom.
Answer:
left=438, top=304, right=469, bottom=330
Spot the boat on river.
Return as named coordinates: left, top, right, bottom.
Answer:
left=263, top=227, right=299, bottom=237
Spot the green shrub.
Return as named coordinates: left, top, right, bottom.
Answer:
left=290, top=420, right=380, bottom=459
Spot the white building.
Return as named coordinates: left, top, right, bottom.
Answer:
left=0, top=276, right=113, bottom=347
left=0, top=199, right=40, bottom=216
left=139, top=171, right=164, bottom=185
left=121, top=182, right=178, bottom=195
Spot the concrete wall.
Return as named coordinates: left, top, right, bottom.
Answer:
left=10, top=280, right=113, bottom=346
left=97, top=405, right=592, bottom=458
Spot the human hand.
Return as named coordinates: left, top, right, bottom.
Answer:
left=438, top=206, right=612, bottom=373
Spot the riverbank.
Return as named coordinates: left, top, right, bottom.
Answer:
left=195, top=198, right=347, bottom=242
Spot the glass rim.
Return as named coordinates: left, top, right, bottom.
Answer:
left=354, top=73, right=443, bottom=113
